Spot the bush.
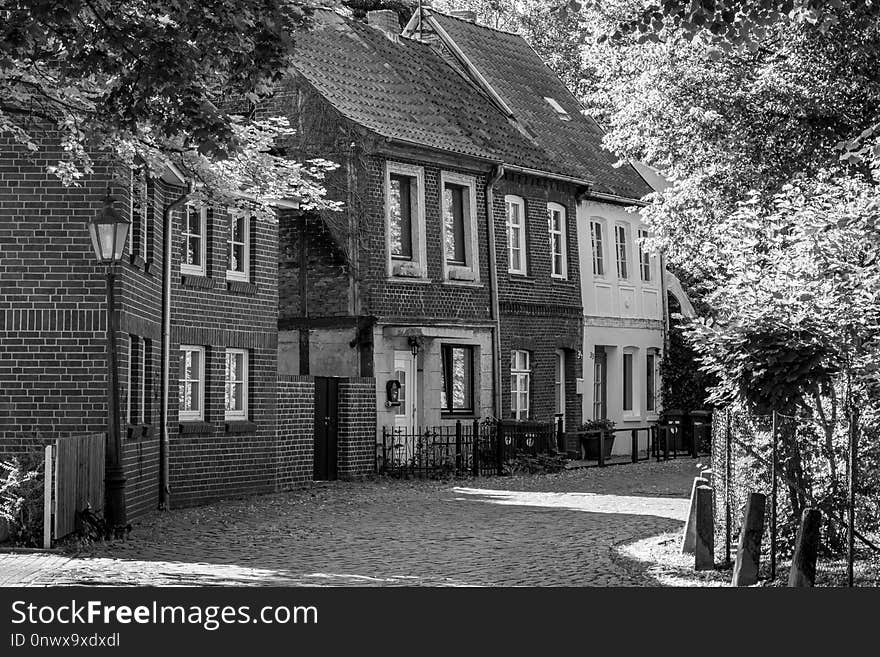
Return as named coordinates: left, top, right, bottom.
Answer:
left=577, top=418, right=615, bottom=432
left=0, top=451, right=45, bottom=547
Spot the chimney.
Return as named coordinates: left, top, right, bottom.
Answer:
left=366, top=10, right=401, bottom=36
left=450, top=10, right=477, bottom=22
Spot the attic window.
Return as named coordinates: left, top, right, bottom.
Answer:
left=544, top=97, right=571, bottom=121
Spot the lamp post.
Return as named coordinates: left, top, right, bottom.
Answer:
left=87, top=188, right=130, bottom=537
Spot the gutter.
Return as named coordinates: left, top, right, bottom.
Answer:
left=159, top=186, right=191, bottom=511
left=485, top=164, right=505, bottom=419
left=503, top=164, right=593, bottom=189
left=585, top=190, right=647, bottom=207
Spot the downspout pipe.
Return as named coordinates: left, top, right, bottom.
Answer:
left=159, top=187, right=192, bottom=510
left=485, top=164, right=505, bottom=419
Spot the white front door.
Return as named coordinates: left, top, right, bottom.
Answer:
left=393, top=351, right=416, bottom=433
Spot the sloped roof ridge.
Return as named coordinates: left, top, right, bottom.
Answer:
left=424, top=7, right=523, bottom=37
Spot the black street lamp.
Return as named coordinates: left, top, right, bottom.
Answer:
left=87, top=188, right=130, bottom=537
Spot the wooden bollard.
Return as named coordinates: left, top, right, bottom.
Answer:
left=788, top=508, right=821, bottom=587
left=695, top=485, right=714, bottom=570
left=732, top=492, right=766, bottom=586
left=681, top=476, right=709, bottom=554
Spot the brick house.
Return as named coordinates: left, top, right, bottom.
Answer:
left=275, top=8, right=654, bottom=439
left=408, top=10, right=668, bottom=451
left=0, top=128, right=306, bottom=517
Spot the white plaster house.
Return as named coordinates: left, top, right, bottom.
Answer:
left=576, top=166, right=695, bottom=456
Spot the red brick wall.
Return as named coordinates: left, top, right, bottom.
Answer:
left=1, top=128, right=288, bottom=516
left=494, top=174, right=584, bottom=425
left=276, top=375, right=315, bottom=488
left=337, top=378, right=376, bottom=478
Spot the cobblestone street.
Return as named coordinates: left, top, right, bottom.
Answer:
left=1, top=459, right=699, bottom=586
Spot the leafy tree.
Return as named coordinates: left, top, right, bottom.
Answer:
left=586, top=0, right=880, bottom=547
left=343, top=0, right=417, bottom=27
left=0, top=0, right=339, bottom=218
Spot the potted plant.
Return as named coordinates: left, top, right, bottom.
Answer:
left=576, top=419, right=616, bottom=460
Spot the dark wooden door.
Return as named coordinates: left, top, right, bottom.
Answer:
left=313, top=377, right=339, bottom=480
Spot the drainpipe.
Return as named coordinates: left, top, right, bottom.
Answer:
left=485, top=164, right=505, bottom=419
left=658, top=250, right=670, bottom=416
left=159, top=187, right=192, bottom=510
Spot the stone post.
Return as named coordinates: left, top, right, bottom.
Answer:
left=732, top=492, right=766, bottom=586
left=695, top=485, right=714, bottom=570
left=681, top=476, right=709, bottom=554
left=788, top=508, right=821, bottom=587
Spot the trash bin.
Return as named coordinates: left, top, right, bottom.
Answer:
left=689, top=409, right=712, bottom=455
left=662, top=409, right=686, bottom=453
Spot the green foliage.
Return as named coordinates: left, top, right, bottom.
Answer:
left=0, top=0, right=340, bottom=219
left=661, top=313, right=714, bottom=412
left=577, top=418, right=615, bottom=432
left=0, top=452, right=45, bottom=547
left=344, top=0, right=417, bottom=26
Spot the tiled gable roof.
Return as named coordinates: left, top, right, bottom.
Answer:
left=291, top=10, right=650, bottom=199
left=427, top=10, right=652, bottom=200
left=292, top=10, right=555, bottom=171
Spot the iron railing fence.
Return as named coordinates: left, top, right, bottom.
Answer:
left=377, top=419, right=558, bottom=478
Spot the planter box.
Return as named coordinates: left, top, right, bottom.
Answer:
left=581, top=433, right=615, bottom=461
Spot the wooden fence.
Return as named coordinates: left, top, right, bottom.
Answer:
left=43, top=433, right=105, bottom=547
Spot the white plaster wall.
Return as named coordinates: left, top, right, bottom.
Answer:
left=373, top=324, right=494, bottom=439
left=576, top=198, right=665, bottom=456
left=576, top=200, right=663, bottom=322
left=582, top=325, right=663, bottom=455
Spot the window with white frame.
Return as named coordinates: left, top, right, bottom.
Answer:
left=547, top=202, right=567, bottom=279
left=226, top=213, right=250, bottom=282
left=615, top=224, right=629, bottom=280
left=638, top=228, right=653, bottom=283
left=181, top=205, right=207, bottom=275
left=130, top=166, right=149, bottom=262
left=593, top=346, right=607, bottom=420
left=178, top=346, right=205, bottom=421
left=225, top=348, right=248, bottom=420
left=142, top=338, right=151, bottom=423
left=386, top=162, right=426, bottom=278
left=126, top=334, right=135, bottom=424
left=590, top=219, right=605, bottom=276
left=440, top=172, right=479, bottom=281
left=505, top=195, right=527, bottom=275
left=510, top=350, right=531, bottom=420
left=622, top=347, right=636, bottom=415
left=126, top=335, right=149, bottom=425
left=441, top=345, right=474, bottom=415
left=646, top=349, right=659, bottom=413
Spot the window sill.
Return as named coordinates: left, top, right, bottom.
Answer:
left=391, top=261, right=425, bottom=278
left=178, top=420, right=212, bottom=435
left=386, top=276, right=433, bottom=285
left=442, top=279, right=483, bottom=288
left=126, top=423, right=152, bottom=439
left=225, top=420, right=257, bottom=434
left=226, top=279, right=258, bottom=295
left=441, top=413, right=478, bottom=420
left=507, top=274, right=535, bottom=283
left=129, top=254, right=146, bottom=270
left=144, top=258, right=156, bottom=276
left=181, top=274, right=212, bottom=289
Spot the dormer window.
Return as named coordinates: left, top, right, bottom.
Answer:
left=543, top=97, right=571, bottom=121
